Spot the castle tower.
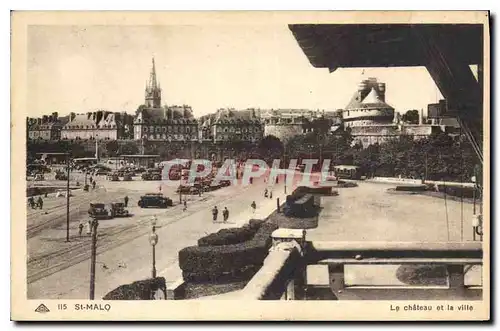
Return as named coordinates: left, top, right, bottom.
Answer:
left=145, top=57, right=162, bottom=108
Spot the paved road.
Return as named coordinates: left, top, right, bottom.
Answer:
left=27, top=172, right=293, bottom=299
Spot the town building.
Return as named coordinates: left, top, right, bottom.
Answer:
left=133, top=58, right=198, bottom=141
left=199, top=108, right=263, bottom=143
left=27, top=112, right=64, bottom=140
left=61, top=111, right=133, bottom=140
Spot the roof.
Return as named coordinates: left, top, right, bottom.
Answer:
left=288, top=24, right=483, bottom=71
left=358, top=87, right=393, bottom=110
left=121, top=155, right=160, bottom=158
left=334, top=165, right=359, bottom=170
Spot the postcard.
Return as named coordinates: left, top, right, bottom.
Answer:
left=11, top=10, right=490, bottom=321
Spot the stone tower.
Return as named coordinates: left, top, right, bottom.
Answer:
left=145, top=57, right=162, bottom=108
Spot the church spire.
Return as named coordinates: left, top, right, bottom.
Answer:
left=145, top=57, right=162, bottom=108
left=150, top=57, right=158, bottom=89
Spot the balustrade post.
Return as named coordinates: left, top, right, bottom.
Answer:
left=447, top=264, right=466, bottom=295
left=328, top=264, right=345, bottom=299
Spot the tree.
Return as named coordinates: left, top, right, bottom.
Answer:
left=401, top=110, right=420, bottom=124
left=105, top=140, right=120, bottom=157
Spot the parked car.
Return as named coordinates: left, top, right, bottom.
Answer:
left=107, top=172, right=120, bottom=181
left=138, top=193, right=173, bottom=208
left=88, top=203, right=109, bottom=219
left=142, top=169, right=162, bottom=181
left=55, top=171, right=68, bottom=181
left=122, top=172, right=133, bottom=181
left=110, top=202, right=130, bottom=217
left=94, top=169, right=110, bottom=176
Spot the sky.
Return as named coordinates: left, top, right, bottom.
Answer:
left=27, top=25, right=446, bottom=118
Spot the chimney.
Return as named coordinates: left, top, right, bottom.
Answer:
left=70, top=112, right=76, bottom=121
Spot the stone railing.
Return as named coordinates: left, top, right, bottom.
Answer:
left=238, top=239, right=483, bottom=300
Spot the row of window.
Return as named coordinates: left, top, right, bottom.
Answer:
left=215, top=127, right=260, bottom=133
left=64, top=125, right=117, bottom=129
left=142, top=126, right=196, bottom=133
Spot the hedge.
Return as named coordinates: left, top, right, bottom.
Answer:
left=197, top=220, right=265, bottom=247
left=102, top=277, right=166, bottom=300
left=395, top=184, right=427, bottom=192
left=179, top=222, right=278, bottom=282
left=436, top=185, right=479, bottom=199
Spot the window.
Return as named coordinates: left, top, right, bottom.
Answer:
left=162, top=127, right=167, bottom=132
left=144, top=127, right=148, bottom=132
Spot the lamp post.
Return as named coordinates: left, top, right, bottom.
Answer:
left=150, top=216, right=159, bottom=279
left=66, top=152, right=70, bottom=242
left=89, top=219, right=99, bottom=300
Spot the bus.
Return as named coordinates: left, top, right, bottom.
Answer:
left=72, top=157, right=98, bottom=170
left=333, top=165, right=361, bottom=180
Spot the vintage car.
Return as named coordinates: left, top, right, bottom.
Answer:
left=55, top=171, right=67, bottom=181
left=138, top=193, right=173, bottom=208
left=122, top=172, right=133, bottom=181
left=107, top=172, right=120, bottom=181
left=94, top=169, right=110, bottom=177
left=141, top=169, right=162, bottom=181
left=110, top=202, right=130, bottom=217
left=88, top=203, right=109, bottom=219
left=176, top=185, right=201, bottom=195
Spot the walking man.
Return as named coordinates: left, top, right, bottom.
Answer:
left=28, top=196, right=35, bottom=209
left=212, top=206, right=218, bottom=223
left=183, top=199, right=187, bottom=212
left=92, top=180, right=96, bottom=190
left=37, top=196, right=44, bottom=209
left=223, top=207, right=229, bottom=223
left=251, top=201, right=256, bottom=214
left=86, top=220, right=92, bottom=236
left=269, top=190, right=273, bottom=199
left=124, top=195, right=129, bottom=207
left=78, top=223, right=84, bottom=237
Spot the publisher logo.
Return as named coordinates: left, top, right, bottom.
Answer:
left=35, top=304, right=50, bottom=313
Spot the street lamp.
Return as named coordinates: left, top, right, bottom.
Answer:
left=149, top=217, right=159, bottom=279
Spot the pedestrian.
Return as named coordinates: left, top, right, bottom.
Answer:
left=44, top=192, right=48, bottom=198
left=264, top=188, right=268, bottom=198
left=86, top=220, right=92, bottom=236
left=183, top=199, right=187, bottom=212
left=37, top=196, right=44, bottom=209
left=251, top=201, right=256, bottom=214
left=212, top=206, right=218, bottom=222
left=269, top=190, right=273, bottom=199
left=78, top=223, right=84, bottom=237
left=198, top=187, right=202, bottom=197
left=28, top=196, right=35, bottom=209
left=89, top=176, right=93, bottom=184
left=124, top=195, right=129, bottom=207
left=92, top=181, right=96, bottom=190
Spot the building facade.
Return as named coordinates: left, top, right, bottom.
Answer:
left=133, top=58, right=198, bottom=141
left=61, top=111, right=132, bottom=140
left=199, top=108, right=263, bottom=143
left=27, top=112, right=64, bottom=140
